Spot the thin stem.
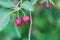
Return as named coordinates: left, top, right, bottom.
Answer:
left=45, top=0, right=47, bottom=1
left=49, top=0, right=54, bottom=4
left=47, top=0, right=48, bottom=4
left=20, top=9, right=25, bottom=16
left=16, top=0, right=22, bottom=7
left=28, top=11, right=32, bottom=40
left=49, top=0, right=52, bottom=2
left=17, top=10, right=19, bottom=16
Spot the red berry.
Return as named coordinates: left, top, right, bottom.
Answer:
left=37, top=2, right=44, bottom=6
left=15, top=16, right=22, bottom=26
left=23, top=16, right=30, bottom=23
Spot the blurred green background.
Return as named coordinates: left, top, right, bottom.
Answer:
left=0, top=0, right=60, bottom=40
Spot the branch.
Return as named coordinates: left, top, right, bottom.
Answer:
left=14, top=0, right=19, bottom=6
left=28, top=11, right=32, bottom=40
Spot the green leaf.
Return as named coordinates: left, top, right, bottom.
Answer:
left=47, top=14, right=54, bottom=24
left=32, top=29, right=42, bottom=40
left=31, top=0, right=38, bottom=5
left=44, top=34, right=58, bottom=40
left=0, top=1, right=15, bottom=8
left=20, top=1, right=34, bottom=11
left=2, top=14, right=22, bottom=38
left=57, top=18, right=60, bottom=28
left=0, top=8, right=10, bottom=31
left=33, top=17, right=46, bottom=29
left=56, top=0, right=60, bottom=9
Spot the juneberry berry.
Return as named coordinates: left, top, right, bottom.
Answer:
left=23, top=16, right=30, bottom=23
left=37, top=2, right=44, bottom=6
left=15, top=16, right=22, bottom=26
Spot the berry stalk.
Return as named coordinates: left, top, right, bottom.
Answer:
left=28, top=11, right=32, bottom=40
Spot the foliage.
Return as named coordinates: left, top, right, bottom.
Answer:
left=0, top=0, right=60, bottom=40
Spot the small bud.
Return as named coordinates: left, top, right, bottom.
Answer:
left=45, top=4, right=50, bottom=9
left=23, top=16, right=30, bottom=23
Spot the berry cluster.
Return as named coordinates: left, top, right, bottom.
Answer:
left=45, top=3, right=56, bottom=9
left=37, top=0, right=56, bottom=9
left=15, top=16, right=30, bottom=27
